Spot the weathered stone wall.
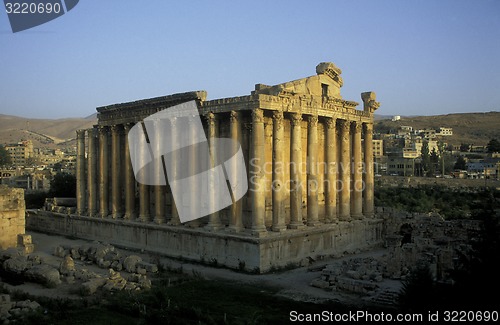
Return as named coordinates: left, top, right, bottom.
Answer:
left=26, top=210, right=383, bottom=273
left=0, top=186, right=25, bottom=250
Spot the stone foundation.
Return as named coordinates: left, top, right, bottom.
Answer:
left=0, top=186, right=25, bottom=250
left=26, top=210, right=383, bottom=273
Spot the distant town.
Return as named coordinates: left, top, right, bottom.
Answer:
left=373, top=116, right=500, bottom=179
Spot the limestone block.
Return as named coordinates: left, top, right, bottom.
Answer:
left=138, top=276, right=151, bottom=289
left=81, top=278, right=106, bottom=295
left=25, top=264, right=61, bottom=287
left=310, top=278, right=330, bottom=289
left=137, top=261, right=158, bottom=273
left=53, top=246, right=67, bottom=258
left=3, top=256, right=31, bottom=274
left=59, top=255, right=75, bottom=275
left=21, top=244, right=35, bottom=255
left=123, top=255, right=142, bottom=273
left=52, top=198, right=77, bottom=207
left=70, top=247, right=81, bottom=259
left=17, top=234, right=31, bottom=246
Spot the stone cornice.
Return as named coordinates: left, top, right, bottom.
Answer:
left=95, top=91, right=372, bottom=126
left=97, top=91, right=206, bottom=126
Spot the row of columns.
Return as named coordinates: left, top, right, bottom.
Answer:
left=76, top=109, right=375, bottom=233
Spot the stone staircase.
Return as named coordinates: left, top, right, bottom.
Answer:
left=371, top=289, right=400, bottom=306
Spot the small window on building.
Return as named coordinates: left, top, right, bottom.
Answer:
left=321, top=84, right=328, bottom=97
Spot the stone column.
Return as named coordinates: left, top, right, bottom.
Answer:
left=123, top=123, right=136, bottom=220
left=153, top=119, right=166, bottom=224
left=99, top=126, right=109, bottom=218
left=351, top=121, right=363, bottom=219
left=250, top=109, right=267, bottom=235
left=271, top=111, right=286, bottom=232
left=205, top=112, right=222, bottom=230
left=289, top=113, right=304, bottom=229
left=325, top=118, right=337, bottom=223
left=307, top=115, right=320, bottom=226
left=363, top=123, right=375, bottom=217
left=138, top=126, right=150, bottom=222
left=76, top=129, right=86, bottom=215
left=187, top=116, right=201, bottom=228
left=110, top=125, right=122, bottom=219
left=228, top=111, right=243, bottom=232
left=87, top=128, right=98, bottom=217
left=168, top=117, right=181, bottom=226
left=338, top=120, right=351, bottom=221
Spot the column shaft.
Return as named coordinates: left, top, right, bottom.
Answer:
left=76, top=129, right=86, bottom=215
left=205, top=113, right=222, bottom=230
left=250, top=109, right=267, bottom=235
left=339, top=120, right=351, bottom=221
left=138, top=128, right=150, bottom=222
left=364, top=123, right=375, bottom=216
left=87, top=128, right=98, bottom=217
left=123, top=123, right=136, bottom=220
left=168, top=117, right=181, bottom=225
left=228, top=111, right=244, bottom=231
left=187, top=116, right=201, bottom=228
left=153, top=120, right=166, bottom=224
left=272, top=111, right=286, bottom=232
left=325, top=118, right=337, bottom=222
left=289, top=113, right=304, bottom=229
left=99, top=126, right=109, bottom=218
left=352, top=122, right=363, bottom=218
left=307, top=115, right=320, bottom=226
left=110, top=125, right=122, bottom=219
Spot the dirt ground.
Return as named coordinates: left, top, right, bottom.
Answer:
left=3, top=231, right=402, bottom=307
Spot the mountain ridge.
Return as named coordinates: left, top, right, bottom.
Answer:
left=1, top=111, right=498, bottom=148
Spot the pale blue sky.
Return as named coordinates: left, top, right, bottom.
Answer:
left=1, top=0, right=499, bottom=118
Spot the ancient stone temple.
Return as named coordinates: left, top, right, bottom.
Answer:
left=28, top=62, right=383, bottom=272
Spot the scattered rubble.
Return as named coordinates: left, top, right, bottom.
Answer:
left=1, top=240, right=158, bottom=297
left=0, top=294, right=41, bottom=324
left=309, top=208, right=482, bottom=307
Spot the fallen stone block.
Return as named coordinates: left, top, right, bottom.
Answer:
left=3, top=256, right=31, bottom=274
left=25, top=264, right=61, bottom=287
left=137, top=261, right=158, bottom=273
left=123, top=255, right=142, bottom=273
left=310, top=278, right=330, bottom=289
left=59, top=255, right=75, bottom=275
left=80, top=278, right=107, bottom=295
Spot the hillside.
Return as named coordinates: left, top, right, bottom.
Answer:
left=1, top=111, right=498, bottom=150
left=375, top=111, right=500, bottom=146
left=0, top=114, right=97, bottom=149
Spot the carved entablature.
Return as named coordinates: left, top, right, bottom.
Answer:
left=361, top=92, right=380, bottom=114
left=316, top=62, right=343, bottom=87
left=96, top=91, right=207, bottom=126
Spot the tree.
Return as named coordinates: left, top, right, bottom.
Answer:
left=454, top=156, right=467, bottom=170
left=0, top=145, right=11, bottom=167
left=429, top=148, right=439, bottom=176
left=459, top=143, right=470, bottom=152
left=421, top=140, right=430, bottom=177
left=48, top=172, right=76, bottom=197
left=486, top=138, right=500, bottom=153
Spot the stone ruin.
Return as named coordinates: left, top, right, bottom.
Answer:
left=310, top=207, right=482, bottom=306
left=43, top=197, right=77, bottom=215
left=0, top=186, right=27, bottom=252
left=1, top=241, right=157, bottom=295
left=1, top=293, right=41, bottom=324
